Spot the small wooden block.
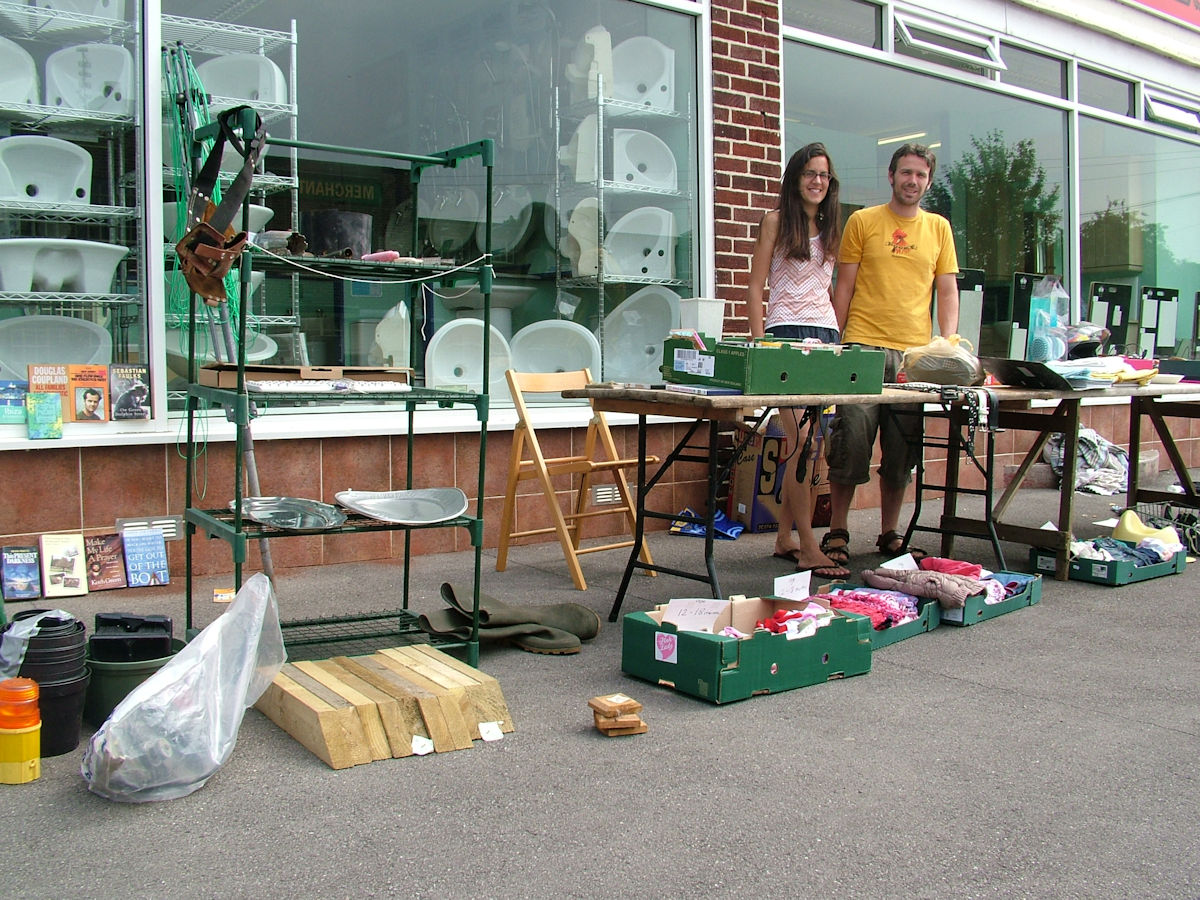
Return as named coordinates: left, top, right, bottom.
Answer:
left=600, top=721, right=649, bottom=737
left=588, top=692, right=642, bottom=718
left=594, top=712, right=643, bottom=731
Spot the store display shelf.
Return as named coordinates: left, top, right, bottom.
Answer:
left=160, top=168, right=297, bottom=195
left=567, top=96, right=687, bottom=121
left=0, top=200, right=137, bottom=223
left=560, top=274, right=688, bottom=289
left=208, top=97, right=295, bottom=126
left=0, top=291, right=140, bottom=307
left=249, top=250, right=468, bottom=280
left=0, top=102, right=131, bottom=130
left=0, top=0, right=131, bottom=40
left=186, top=507, right=478, bottom=543
left=162, top=14, right=293, bottom=57
left=276, top=610, right=467, bottom=658
left=188, top=383, right=481, bottom=408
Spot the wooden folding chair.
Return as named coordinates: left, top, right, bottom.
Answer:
left=496, top=368, right=655, bottom=590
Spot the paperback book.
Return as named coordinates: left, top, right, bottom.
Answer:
left=84, top=532, right=128, bottom=591
left=0, top=545, right=40, bottom=600
left=109, top=364, right=150, bottom=420
left=24, top=392, right=63, bottom=440
left=27, top=363, right=69, bottom=405
left=38, top=532, right=88, bottom=598
left=68, top=363, right=109, bottom=422
left=123, top=527, right=170, bottom=587
left=0, top=380, right=26, bottom=425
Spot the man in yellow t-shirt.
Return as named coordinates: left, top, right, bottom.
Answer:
left=821, top=143, right=959, bottom=566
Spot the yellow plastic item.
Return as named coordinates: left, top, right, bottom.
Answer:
left=0, top=677, right=40, bottom=729
left=0, top=723, right=41, bottom=784
left=1112, top=509, right=1179, bottom=546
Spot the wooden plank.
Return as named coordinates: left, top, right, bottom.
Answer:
left=370, top=652, right=475, bottom=750
left=335, top=655, right=458, bottom=753
left=314, top=659, right=416, bottom=759
left=293, top=660, right=390, bottom=762
left=380, top=646, right=514, bottom=735
left=588, top=692, right=642, bottom=718
left=254, top=671, right=373, bottom=770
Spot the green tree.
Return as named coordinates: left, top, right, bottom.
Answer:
left=926, top=130, right=1062, bottom=278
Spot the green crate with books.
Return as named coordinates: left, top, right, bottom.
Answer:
left=660, top=335, right=884, bottom=395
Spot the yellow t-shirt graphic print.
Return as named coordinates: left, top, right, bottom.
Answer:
left=839, top=204, right=958, bottom=351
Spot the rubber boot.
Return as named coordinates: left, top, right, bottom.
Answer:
left=439, top=583, right=602, bottom=641
left=418, top=607, right=582, bottom=655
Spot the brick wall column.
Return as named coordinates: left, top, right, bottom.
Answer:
left=710, top=0, right=781, bottom=335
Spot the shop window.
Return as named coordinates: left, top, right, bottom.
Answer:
left=782, top=0, right=881, bottom=49
left=1145, top=94, right=1200, bottom=132
left=1078, top=67, right=1135, bottom=116
left=893, top=11, right=1005, bottom=77
left=1001, top=43, right=1067, bottom=99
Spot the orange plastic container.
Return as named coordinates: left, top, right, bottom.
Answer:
left=0, top=677, right=40, bottom=728
left=0, top=677, right=41, bottom=784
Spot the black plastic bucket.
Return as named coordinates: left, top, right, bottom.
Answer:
left=10, top=610, right=86, bottom=650
left=7, top=610, right=87, bottom=684
left=37, top=668, right=90, bottom=757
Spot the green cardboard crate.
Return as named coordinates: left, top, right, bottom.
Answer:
left=1067, top=542, right=1186, bottom=585
left=820, top=582, right=940, bottom=649
left=661, top=338, right=885, bottom=395
left=621, top=596, right=872, bottom=704
left=938, top=572, right=1042, bottom=626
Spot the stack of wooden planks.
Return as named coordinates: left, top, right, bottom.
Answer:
left=255, top=645, right=513, bottom=769
left=588, top=692, right=648, bottom=736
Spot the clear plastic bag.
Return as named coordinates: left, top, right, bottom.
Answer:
left=81, top=573, right=285, bottom=803
left=901, top=334, right=984, bottom=386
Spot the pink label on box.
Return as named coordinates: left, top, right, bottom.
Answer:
left=654, top=631, right=678, bottom=664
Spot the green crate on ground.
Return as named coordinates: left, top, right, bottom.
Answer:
left=822, top=584, right=940, bottom=649
left=661, top=338, right=885, bottom=395
left=621, top=596, right=872, bottom=704
left=1067, top=543, right=1186, bottom=585
left=938, top=572, right=1041, bottom=626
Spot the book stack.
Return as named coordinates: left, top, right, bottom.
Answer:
left=588, top=692, right=648, bottom=737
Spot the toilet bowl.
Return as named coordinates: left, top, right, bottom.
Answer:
left=0, top=238, right=128, bottom=293
left=440, top=282, right=537, bottom=340
left=424, top=318, right=512, bottom=394
left=479, top=185, right=533, bottom=255
left=195, top=53, right=288, bottom=111
left=599, top=285, right=680, bottom=383
left=427, top=186, right=480, bottom=255
left=0, top=135, right=92, bottom=204
left=611, top=36, right=675, bottom=113
left=603, top=206, right=675, bottom=279
left=162, top=201, right=273, bottom=240
left=564, top=25, right=612, bottom=104
left=0, top=36, right=38, bottom=107
left=45, top=43, right=133, bottom=115
left=558, top=114, right=598, bottom=183
left=0, top=314, right=112, bottom=383
left=612, top=129, right=677, bottom=191
left=510, top=320, right=601, bottom=376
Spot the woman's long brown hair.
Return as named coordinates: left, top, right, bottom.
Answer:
left=775, top=142, right=841, bottom=263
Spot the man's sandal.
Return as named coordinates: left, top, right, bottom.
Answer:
left=876, top=530, right=927, bottom=561
left=820, top=528, right=851, bottom=566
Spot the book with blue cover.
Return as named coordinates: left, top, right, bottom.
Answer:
left=0, top=380, right=26, bottom=425
left=123, top=527, right=170, bottom=587
left=1, top=545, right=41, bottom=600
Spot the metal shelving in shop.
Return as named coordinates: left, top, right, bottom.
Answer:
left=180, top=120, right=495, bottom=666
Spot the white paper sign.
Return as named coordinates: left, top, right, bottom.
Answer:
left=884, top=552, right=918, bottom=570
left=478, top=721, right=504, bottom=742
left=411, top=734, right=435, bottom=756
left=662, top=597, right=729, bottom=633
left=774, top=570, right=811, bottom=600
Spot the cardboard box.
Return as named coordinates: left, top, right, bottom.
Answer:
left=1066, top=544, right=1185, bottom=585
left=729, top=416, right=830, bottom=534
left=938, top=572, right=1042, bottom=626
left=621, top=596, right=872, bottom=704
left=825, top=591, right=941, bottom=650
left=198, top=364, right=412, bottom=389
left=662, top=338, right=885, bottom=395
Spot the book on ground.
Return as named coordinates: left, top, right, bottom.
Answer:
left=68, top=363, right=109, bottom=422
left=38, top=532, right=88, bottom=598
left=84, top=532, right=128, bottom=591
left=109, top=364, right=150, bottom=420
left=0, top=380, right=26, bottom=425
left=1, top=545, right=41, bottom=600
left=24, top=392, right=63, bottom=440
left=123, top=527, right=170, bottom=587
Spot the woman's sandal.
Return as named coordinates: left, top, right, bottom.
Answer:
left=820, top=528, right=851, bottom=566
left=876, top=530, right=927, bottom=561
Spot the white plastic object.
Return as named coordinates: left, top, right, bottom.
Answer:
left=564, top=25, right=612, bottom=104
left=0, top=35, right=38, bottom=107
left=561, top=197, right=601, bottom=277
left=0, top=135, right=92, bottom=204
left=45, top=43, right=133, bottom=115
left=424, top=318, right=511, bottom=393
left=479, top=185, right=533, bottom=255
left=0, top=237, right=128, bottom=292
left=510, top=320, right=602, bottom=376
left=558, top=114, right=598, bottom=183
left=0, top=314, right=112, bottom=383
left=440, top=282, right=536, bottom=340
left=162, top=201, right=273, bottom=240
left=599, top=285, right=681, bottom=383
left=195, top=53, right=288, bottom=111
left=612, top=128, right=677, bottom=191
left=611, top=36, right=675, bottom=113
left=427, top=186, right=480, bottom=254
left=604, top=206, right=676, bottom=279
left=162, top=325, right=277, bottom=374
left=372, top=302, right=410, bottom=368
left=81, top=573, right=285, bottom=803
left=679, top=298, right=726, bottom=340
